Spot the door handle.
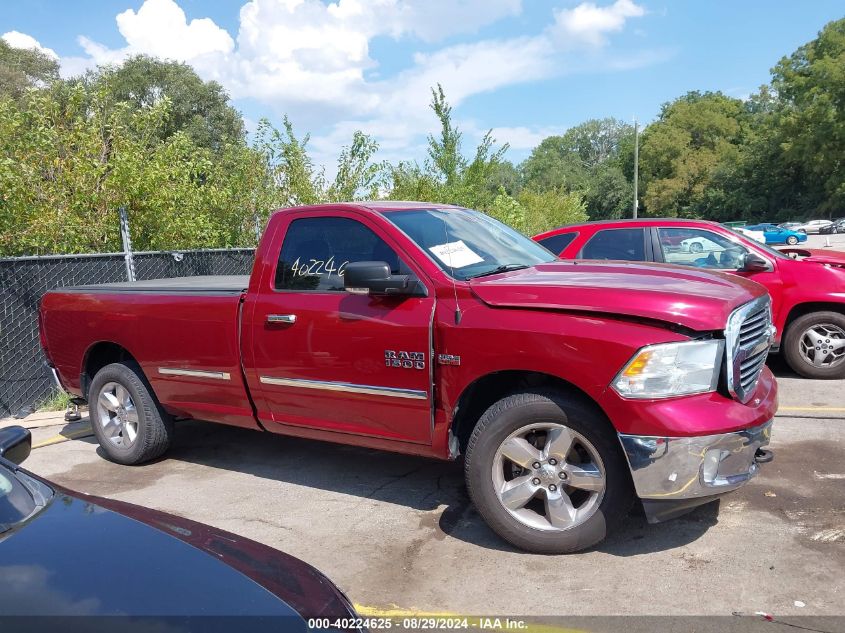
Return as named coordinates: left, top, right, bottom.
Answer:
left=267, top=314, right=297, bottom=324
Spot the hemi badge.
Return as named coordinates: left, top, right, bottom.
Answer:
left=438, top=354, right=461, bottom=366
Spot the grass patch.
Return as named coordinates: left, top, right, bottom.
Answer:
left=36, top=389, right=73, bottom=412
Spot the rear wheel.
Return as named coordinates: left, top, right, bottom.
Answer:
left=689, top=242, right=703, bottom=253
left=786, top=235, right=799, bottom=245
left=89, top=362, right=173, bottom=464
left=464, top=390, right=633, bottom=554
left=783, top=312, right=845, bottom=379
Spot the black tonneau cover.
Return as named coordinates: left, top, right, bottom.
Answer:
left=63, top=275, right=250, bottom=295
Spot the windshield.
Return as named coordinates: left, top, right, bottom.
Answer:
left=0, top=464, right=51, bottom=532
left=384, top=208, right=557, bottom=280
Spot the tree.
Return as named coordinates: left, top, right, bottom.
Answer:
left=254, top=117, right=385, bottom=207
left=0, top=38, right=60, bottom=100
left=386, top=84, right=508, bottom=212
left=488, top=188, right=587, bottom=236
left=521, top=135, right=587, bottom=193
left=328, top=131, right=384, bottom=201
left=485, top=160, right=522, bottom=196
left=769, top=18, right=845, bottom=215
left=0, top=81, right=272, bottom=255
left=521, top=118, right=634, bottom=219
left=638, top=91, right=747, bottom=219
left=87, top=55, right=244, bottom=152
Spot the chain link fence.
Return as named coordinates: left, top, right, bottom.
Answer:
left=0, top=248, right=255, bottom=418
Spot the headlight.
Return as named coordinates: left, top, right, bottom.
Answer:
left=612, top=340, right=724, bottom=399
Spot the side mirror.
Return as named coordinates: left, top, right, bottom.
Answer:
left=740, top=252, right=771, bottom=273
left=343, top=261, right=426, bottom=297
left=0, top=426, right=31, bottom=465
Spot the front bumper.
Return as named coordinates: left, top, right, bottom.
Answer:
left=619, top=419, right=773, bottom=522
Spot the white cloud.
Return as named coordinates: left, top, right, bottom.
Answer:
left=11, top=0, right=653, bottom=170
left=2, top=31, right=59, bottom=59
left=551, top=0, right=645, bottom=47
left=65, top=0, right=233, bottom=75
left=115, top=0, right=234, bottom=59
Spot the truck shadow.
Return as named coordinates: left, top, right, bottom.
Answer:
left=765, top=354, right=800, bottom=378
left=169, top=420, right=718, bottom=555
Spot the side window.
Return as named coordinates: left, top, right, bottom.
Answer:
left=275, top=217, right=406, bottom=291
left=536, top=232, right=577, bottom=255
left=580, top=228, right=646, bottom=261
left=658, top=228, right=748, bottom=270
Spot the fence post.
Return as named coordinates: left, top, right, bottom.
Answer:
left=119, top=206, right=136, bottom=282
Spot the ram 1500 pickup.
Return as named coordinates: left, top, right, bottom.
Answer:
left=40, top=202, right=777, bottom=553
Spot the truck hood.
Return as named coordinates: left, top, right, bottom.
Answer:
left=775, top=247, right=845, bottom=269
left=469, top=260, right=765, bottom=332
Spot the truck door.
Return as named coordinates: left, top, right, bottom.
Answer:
left=244, top=211, right=435, bottom=444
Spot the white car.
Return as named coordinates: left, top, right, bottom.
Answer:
left=736, top=227, right=766, bottom=243
left=680, top=236, right=721, bottom=254
left=795, top=220, right=833, bottom=234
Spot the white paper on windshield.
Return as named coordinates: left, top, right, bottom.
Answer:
left=428, top=240, right=484, bottom=269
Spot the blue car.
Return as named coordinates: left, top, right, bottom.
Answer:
left=745, top=224, right=808, bottom=245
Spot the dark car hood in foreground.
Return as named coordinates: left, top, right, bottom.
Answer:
left=0, top=482, right=351, bottom=621
left=469, top=260, right=765, bottom=332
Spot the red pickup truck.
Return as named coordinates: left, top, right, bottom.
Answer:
left=534, top=219, right=845, bottom=379
left=40, top=203, right=777, bottom=553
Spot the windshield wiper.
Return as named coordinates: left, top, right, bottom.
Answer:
left=467, top=264, right=529, bottom=279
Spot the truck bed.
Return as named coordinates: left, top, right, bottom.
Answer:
left=41, top=275, right=258, bottom=430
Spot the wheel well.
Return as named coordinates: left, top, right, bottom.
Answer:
left=449, top=371, right=611, bottom=454
left=784, top=302, right=845, bottom=333
left=81, top=342, right=138, bottom=399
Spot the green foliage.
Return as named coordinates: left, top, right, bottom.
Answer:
left=86, top=55, right=244, bottom=152
left=3, top=16, right=844, bottom=257
left=0, top=39, right=60, bottom=101
left=254, top=117, right=384, bottom=207
left=521, top=118, right=633, bottom=220
left=36, top=388, right=72, bottom=412
left=0, top=83, right=269, bottom=255
left=638, top=91, right=747, bottom=220
left=768, top=18, right=845, bottom=215
left=488, top=188, right=588, bottom=236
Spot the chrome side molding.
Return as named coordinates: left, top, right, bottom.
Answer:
left=158, top=368, right=231, bottom=381
left=259, top=376, right=427, bottom=400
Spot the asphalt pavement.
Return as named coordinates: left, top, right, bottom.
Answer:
left=7, top=356, right=843, bottom=620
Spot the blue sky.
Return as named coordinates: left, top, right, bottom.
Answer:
left=2, top=0, right=843, bottom=170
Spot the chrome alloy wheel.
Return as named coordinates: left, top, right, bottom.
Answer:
left=492, top=422, right=605, bottom=531
left=96, top=381, right=139, bottom=447
left=799, top=324, right=845, bottom=368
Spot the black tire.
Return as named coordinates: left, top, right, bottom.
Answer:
left=786, top=235, right=798, bottom=245
left=464, top=390, right=633, bottom=554
left=783, top=311, right=845, bottom=379
left=88, top=362, right=173, bottom=464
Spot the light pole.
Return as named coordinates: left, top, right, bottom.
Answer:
left=633, top=117, right=639, bottom=219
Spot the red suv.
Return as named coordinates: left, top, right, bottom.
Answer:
left=534, top=219, right=845, bottom=379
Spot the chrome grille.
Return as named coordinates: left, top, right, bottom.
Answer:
left=725, top=297, right=774, bottom=403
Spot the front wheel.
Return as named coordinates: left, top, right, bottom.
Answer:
left=464, top=391, right=633, bottom=554
left=89, top=362, right=174, bottom=464
left=786, top=235, right=799, bottom=245
left=783, top=312, right=845, bottom=379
